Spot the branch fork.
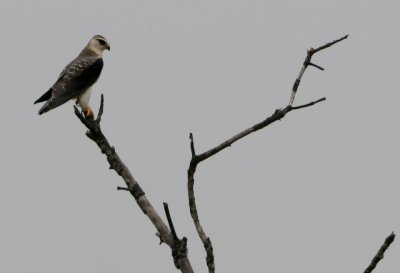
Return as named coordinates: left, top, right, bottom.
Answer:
left=74, top=96, right=194, bottom=273
left=164, top=203, right=189, bottom=269
left=186, top=35, right=348, bottom=273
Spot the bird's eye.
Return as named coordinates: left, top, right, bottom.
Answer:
left=98, top=39, right=106, bottom=45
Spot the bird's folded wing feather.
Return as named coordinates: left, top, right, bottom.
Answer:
left=39, top=56, right=103, bottom=114
left=55, top=56, right=103, bottom=96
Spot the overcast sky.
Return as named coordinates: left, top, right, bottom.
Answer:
left=0, top=1, right=399, bottom=273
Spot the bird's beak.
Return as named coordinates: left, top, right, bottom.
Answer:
left=106, top=44, right=111, bottom=51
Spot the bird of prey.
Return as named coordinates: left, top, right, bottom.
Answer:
left=34, top=35, right=110, bottom=117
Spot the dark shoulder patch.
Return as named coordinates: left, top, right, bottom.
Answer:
left=70, top=58, right=104, bottom=90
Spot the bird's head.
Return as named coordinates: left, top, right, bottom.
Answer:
left=87, top=35, right=111, bottom=56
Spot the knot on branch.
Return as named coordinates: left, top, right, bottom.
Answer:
left=163, top=202, right=189, bottom=269
left=129, top=183, right=145, bottom=199
left=172, top=237, right=188, bottom=269
left=118, top=184, right=145, bottom=200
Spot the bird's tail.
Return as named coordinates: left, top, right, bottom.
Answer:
left=38, top=103, right=51, bottom=115
left=34, top=88, right=52, bottom=104
left=37, top=89, right=71, bottom=115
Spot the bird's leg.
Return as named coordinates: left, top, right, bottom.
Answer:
left=75, top=97, right=93, bottom=117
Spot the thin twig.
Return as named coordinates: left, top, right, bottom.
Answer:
left=164, top=202, right=179, bottom=241
left=291, top=97, right=326, bottom=110
left=289, top=34, right=348, bottom=105
left=164, top=202, right=189, bottom=270
left=363, top=232, right=395, bottom=273
left=187, top=35, right=347, bottom=273
left=189, top=133, right=196, bottom=157
left=75, top=96, right=194, bottom=273
left=193, top=99, right=324, bottom=164
left=309, top=62, right=325, bottom=71
left=97, top=94, right=105, bottom=123
left=311, top=35, right=348, bottom=54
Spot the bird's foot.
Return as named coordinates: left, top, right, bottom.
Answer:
left=83, top=107, right=94, bottom=118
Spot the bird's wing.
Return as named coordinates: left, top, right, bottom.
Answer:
left=38, top=56, right=103, bottom=115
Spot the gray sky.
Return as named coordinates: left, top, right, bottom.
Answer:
left=0, top=1, right=399, bottom=272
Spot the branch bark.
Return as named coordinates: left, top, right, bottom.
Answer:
left=164, top=202, right=189, bottom=270
left=289, top=35, right=348, bottom=105
left=363, top=232, right=395, bottom=273
left=74, top=96, right=194, bottom=273
left=187, top=35, right=348, bottom=273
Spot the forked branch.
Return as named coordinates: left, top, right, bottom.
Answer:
left=187, top=35, right=348, bottom=273
left=289, top=35, right=348, bottom=105
left=164, top=203, right=189, bottom=270
left=74, top=96, right=194, bottom=273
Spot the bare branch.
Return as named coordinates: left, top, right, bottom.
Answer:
left=289, top=34, right=348, bottom=105
left=193, top=97, right=325, bottom=165
left=164, top=202, right=179, bottom=241
left=189, top=133, right=196, bottom=157
left=96, top=94, right=105, bottom=124
left=291, top=97, right=326, bottom=110
left=186, top=35, right=347, bottom=273
left=188, top=135, right=215, bottom=273
left=186, top=104, right=315, bottom=273
left=196, top=107, right=287, bottom=162
left=363, top=232, right=395, bottom=273
left=75, top=96, right=194, bottom=273
left=308, top=62, right=324, bottom=71
left=311, top=35, right=348, bottom=54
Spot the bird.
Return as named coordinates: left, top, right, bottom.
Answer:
left=34, top=35, right=110, bottom=117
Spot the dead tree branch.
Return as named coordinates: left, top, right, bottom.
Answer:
left=187, top=35, right=348, bottom=273
left=164, top=203, right=189, bottom=270
left=363, top=232, right=395, bottom=273
left=289, top=35, right=348, bottom=105
left=74, top=95, right=194, bottom=273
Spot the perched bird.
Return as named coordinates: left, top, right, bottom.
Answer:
left=34, top=35, right=110, bottom=117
